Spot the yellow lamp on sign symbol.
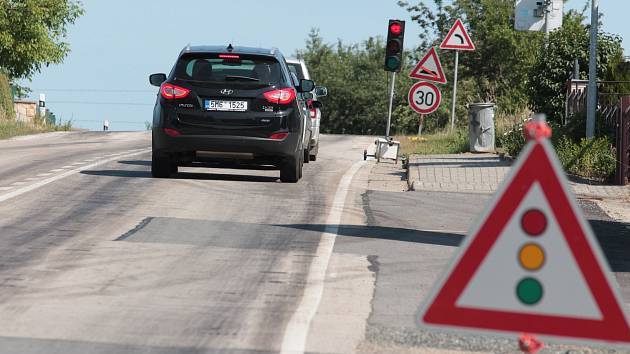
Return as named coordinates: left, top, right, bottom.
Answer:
left=518, top=243, right=545, bottom=271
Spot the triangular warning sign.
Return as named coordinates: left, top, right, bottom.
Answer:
left=409, top=47, right=447, bottom=84
left=419, top=140, right=630, bottom=345
left=440, top=19, right=475, bottom=50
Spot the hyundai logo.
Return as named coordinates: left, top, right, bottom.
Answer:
left=220, top=89, right=234, bottom=95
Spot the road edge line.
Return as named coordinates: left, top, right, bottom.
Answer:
left=280, top=159, right=367, bottom=354
left=0, top=149, right=150, bottom=203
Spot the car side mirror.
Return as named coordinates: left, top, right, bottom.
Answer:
left=149, top=73, right=167, bottom=87
left=311, top=100, right=323, bottom=109
left=314, top=86, right=328, bottom=97
left=298, top=79, right=315, bottom=93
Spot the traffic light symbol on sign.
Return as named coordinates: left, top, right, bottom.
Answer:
left=516, top=209, right=547, bottom=305
left=384, top=20, right=405, bottom=72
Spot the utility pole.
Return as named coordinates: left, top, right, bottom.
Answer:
left=543, top=0, right=551, bottom=46
left=586, top=0, right=599, bottom=139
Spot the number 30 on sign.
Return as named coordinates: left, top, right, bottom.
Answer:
left=408, top=81, right=442, bottom=115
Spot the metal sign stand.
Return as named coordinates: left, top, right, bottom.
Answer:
left=364, top=71, right=401, bottom=163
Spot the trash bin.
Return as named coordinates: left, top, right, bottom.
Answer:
left=469, top=103, right=496, bottom=153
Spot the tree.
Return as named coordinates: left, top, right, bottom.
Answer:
left=399, top=0, right=543, bottom=123
left=0, top=0, right=84, bottom=79
left=297, top=29, right=419, bottom=135
left=527, top=10, right=624, bottom=123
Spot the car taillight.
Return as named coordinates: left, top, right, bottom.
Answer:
left=164, top=128, right=181, bottom=137
left=309, top=108, right=317, bottom=119
left=161, top=83, right=190, bottom=100
left=263, top=88, right=296, bottom=105
left=269, top=132, right=289, bottom=140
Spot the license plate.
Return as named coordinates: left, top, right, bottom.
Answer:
left=205, top=100, right=248, bottom=112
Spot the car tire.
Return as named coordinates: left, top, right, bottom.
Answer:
left=280, top=151, right=302, bottom=183
left=152, top=152, right=172, bottom=178
left=170, top=160, right=179, bottom=174
left=309, top=143, right=318, bottom=161
left=303, top=148, right=310, bottom=164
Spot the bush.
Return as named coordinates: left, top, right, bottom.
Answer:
left=555, top=136, right=616, bottom=180
left=499, top=119, right=527, bottom=158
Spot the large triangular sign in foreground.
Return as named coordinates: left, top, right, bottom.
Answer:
left=419, top=139, right=630, bottom=346
left=440, top=19, right=475, bottom=50
left=409, top=47, right=447, bottom=84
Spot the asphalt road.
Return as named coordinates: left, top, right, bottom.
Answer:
left=0, top=131, right=375, bottom=354
left=1, top=131, right=630, bottom=354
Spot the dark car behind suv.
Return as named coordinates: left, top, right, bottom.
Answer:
left=149, top=45, right=314, bottom=183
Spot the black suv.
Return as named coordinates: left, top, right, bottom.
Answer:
left=149, top=45, right=314, bottom=183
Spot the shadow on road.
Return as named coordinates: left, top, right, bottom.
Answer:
left=276, top=224, right=463, bottom=247
left=117, top=160, right=151, bottom=166
left=590, top=219, right=630, bottom=273
left=81, top=169, right=279, bottom=183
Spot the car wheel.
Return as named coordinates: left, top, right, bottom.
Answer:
left=303, top=148, right=310, bottom=164
left=280, top=150, right=302, bottom=183
left=299, top=149, right=304, bottom=178
left=152, top=151, right=172, bottom=178
left=170, top=159, right=179, bottom=174
left=309, top=143, right=318, bottom=161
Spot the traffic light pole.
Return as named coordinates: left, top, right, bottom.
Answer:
left=386, top=71, right=396, bottom=137
left=450, top=51, right=459, bottom=132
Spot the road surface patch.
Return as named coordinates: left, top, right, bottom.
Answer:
left=280, top=160, right=366, bottom=354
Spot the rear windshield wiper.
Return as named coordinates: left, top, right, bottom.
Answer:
left=224, top=75, right=260, bottom=82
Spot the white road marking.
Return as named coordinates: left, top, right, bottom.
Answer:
left=0, top=149, right=150, bottom=203
left=71, top=162, right=85, bottom=165
left=280, top=160, right=366, bottom=354
left=36, top=173, right=53, bottom=177
left=0, top=187, right=12, bottom=191
left=24, top=178, right=39, bottom=181
left=61, top=165, right=74, bottom=169
left=50, top=169, right=65, bottom=173
left=11, top=181, right=27, bottom=186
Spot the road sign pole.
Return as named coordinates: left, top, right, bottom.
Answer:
left=386, top=71, right=396, bottom=137
left=418, top=115, right=424, bottom=136
left=450, top=51, right=459, bottom=132
left=586, top=0, right=599, bottom=139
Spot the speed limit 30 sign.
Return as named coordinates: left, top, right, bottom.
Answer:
left=408, top=81, right=441, bottom=114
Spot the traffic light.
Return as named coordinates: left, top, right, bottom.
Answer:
left=384, top=19, right=405, bottom=72
left=516, top=209, right=547, bottom=305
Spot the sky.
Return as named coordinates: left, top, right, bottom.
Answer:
left=21, top=0, right=630, bottom=132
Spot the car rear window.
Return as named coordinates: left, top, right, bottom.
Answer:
left=174, top=53, right=283, bottom=85
left=287, top=63, right=305, bottom=80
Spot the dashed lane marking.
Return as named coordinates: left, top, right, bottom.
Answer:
left=36, top=173, right=53, bottom=177
left=0, top=187, right=12, bottom=191
left=0, top=149, right=150, bottom=203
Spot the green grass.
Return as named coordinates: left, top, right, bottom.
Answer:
left=0, top=119, right=73, bottom=140
left=396, top=130, right=469, bottom=156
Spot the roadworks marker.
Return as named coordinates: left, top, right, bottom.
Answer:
left=409, top=47, right=447, bottom=84
left=419, top=139, right=630, bottom=346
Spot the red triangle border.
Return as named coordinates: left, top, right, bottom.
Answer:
left=440, top=19, right=475, bottom=51
left=409, top=47, right=447, bottom=84
left=421, top=141, right=630, bottom=344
